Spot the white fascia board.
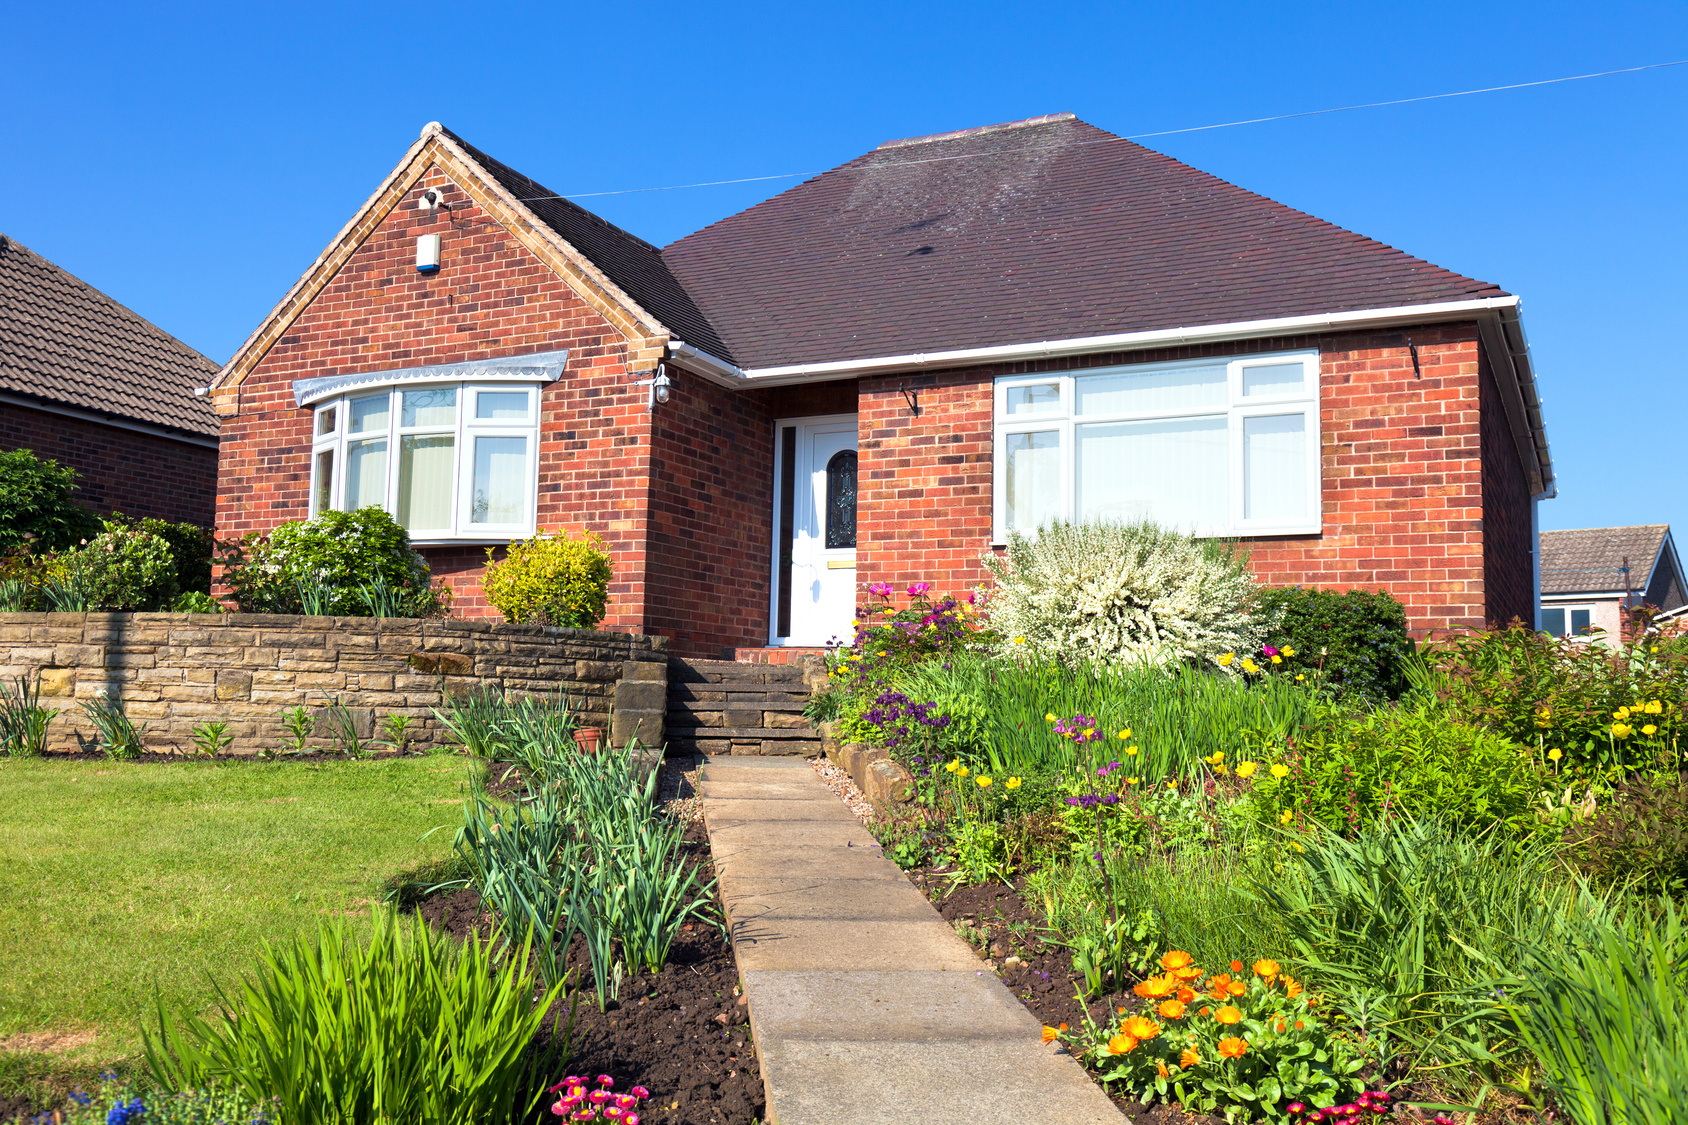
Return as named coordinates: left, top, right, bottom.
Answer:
left=722, top=297, right=1523, bottom=386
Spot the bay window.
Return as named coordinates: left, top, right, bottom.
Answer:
left=309, top=382, right=539, bottom=540
left=993, top=350, right=1321, bottom=540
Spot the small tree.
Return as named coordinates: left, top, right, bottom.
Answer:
left=482, top=530, right=612, bottom=628
left=0, top=448, right=101, bottom=552
left=981, top=520, right=1260, bottom=668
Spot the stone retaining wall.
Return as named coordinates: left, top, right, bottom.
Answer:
left=0, top=612, right=667, bottom=756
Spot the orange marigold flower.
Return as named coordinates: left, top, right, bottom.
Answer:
left=1199, top=1006, right=1211, bottom=1016
left=1156, top=1060, right=1170, bottom=1079
left=1160, top=949, right=1195, bottom=972
left=1157, top=999, right=1186, bottom=1020
left=1214, top=1005, right=1243, bottom=1025
left=1253, top=958, right=1281, bottom=979
left=1179, top=1047, right=1200, bottom=1068
left=1042, top=1025, right=1061, bottom=1044
left=1294, top=1020, right=1305, bottom=1030
left=1106, top=1034, right=1139, bottom=1055
left=1059, top=1022, right=1069, bottom=1030
left=1122, top=1015, right=1161, bottom=1041
left=1176, top=986, right=1196, bottom=1003
left=1230, top=960, right=1244, bottom=973
left=1283, top=976, right=1303, bottom=998
left=1217, top=1035, right=1248, bottom=1059
left=1227, top=979, right=1246, bottom=997
left=1208, top=974, right=1234, bottom=1000
left=1171, top=963, right=1204, bottom=981
left=1134, top=974, right=1178, bottom=999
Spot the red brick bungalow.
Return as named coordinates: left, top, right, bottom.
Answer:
left=207, top=114, right=1554, bottom=657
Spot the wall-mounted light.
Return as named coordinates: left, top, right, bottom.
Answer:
left=633, top=363, right=672, bottom=410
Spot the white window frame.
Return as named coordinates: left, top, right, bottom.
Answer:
left=991, top=350, right=1322, bottom=542
left=1540, top=603, right=1596, bottom=640
left=308, top=381, right=540, bottom=544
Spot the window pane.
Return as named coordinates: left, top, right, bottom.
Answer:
left=471, top=436, right=528, bottom=525
left=1243, top=414, right=1308, bottom=522
left=1541, top=607, right=1566, bottom=637
left=397, top=435, right=454, bottom=530
left=1077, top=363, right=1226, bottom=416
left=401, top=387, right=457, bottom=428
left=475, top=390, right=530, bottom=420
left=1571, top=609, right=1592, bottom=635
left=1006, top=384, right=1061, bottom=416
left=344, top=439, right=387, bottom=509
left=349, top=393, right=389, bottom=434
left=1242, top=362, right=1306, bottom=397
left=825, top=450, right=857, bottom=549
left=1076, top=417, right=1226, bottom=530
left=313, top=449, right=335, bottom=514
left=315, top=407, right=337, bottom=437
left=1005, top=431, right=1061, bottom=532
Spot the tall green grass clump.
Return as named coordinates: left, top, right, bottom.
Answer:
left=143, top=914, right=567, bottom=1125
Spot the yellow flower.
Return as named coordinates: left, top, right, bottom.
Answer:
left=1241, top=658, right=1259, bottom=674
left=1117, top=728, right=1133, bottom=740
left=1082, top=728, right=1096, bottom=738
left=1535, top=707, right=1552, bottom=728
left=1282, top=646, right=1296, bottom=658
left=944, top=761, right=960, bottom=774
left=1646, top=700, right=1663, bottom=714
left=1045, top=713, right=1057, bottom=722
left=976, top=775, right=993, bottom=788
left=1206, top=751, right=1225, bottom=764
left=1166, top=781, right=1178, bottom=790
left=1547, top=748, right=1563, bottom=762
left=956, top=764, right=970, bottom=777
left=1643, top=724, right=1658, bottom=736
left=1006, top=776, right=1022, bottom=789
left=1125, top=745, right=1139, bottom=757
left=1127, top=777, right=1139, bottom=785
left=1218, top=653, right=1235, bottom=667
left=1013, top=636, right=1026, bottom=645
left=1236, top=761, right=1258, bottom=779
left=1295, top=673, right=1305, bottom=681
left=1270, top=763, right=1289, bottom=778
left=1612, top=723, right=1633, bottom=739
left=1614, top=707, right=1631, bottom=720
left=1214, top=764, right=1229, bottom=776
left=1280, top=809, right=1294, bottom=824
left=1270, top=655, right=1282, bottom=664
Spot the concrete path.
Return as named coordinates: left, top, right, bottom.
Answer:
left=697, top=755, right=1123, bottom=1125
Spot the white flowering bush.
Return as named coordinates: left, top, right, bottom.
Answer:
left=981, top=520, right=1260, bottom=668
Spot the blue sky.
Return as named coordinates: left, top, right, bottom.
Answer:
left=4, top=1, right=1684, bottom=533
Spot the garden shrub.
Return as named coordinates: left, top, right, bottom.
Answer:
left=481, top=529, right=612, bottom=627
left=1254, top=586, right=1412, bottom=703
left=221, top=508, right=444, bottom=617
left=1566, top=772, right=1688, bottom=898
left=169, top=590, right=225, bottom=614
left=134, top=516, right=215, bottom=595
left=1420, top=621, right=1688, bottom=781
left=982, top=519, right=1259, bottom=669
left=56, top=520, right=180, bottom=611
left=0, top=447, right=101, bottom=552
left=1248, top=703, right=1541, bottom=836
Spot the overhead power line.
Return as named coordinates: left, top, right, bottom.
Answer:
left=528, top=58, right=1688, bottom=203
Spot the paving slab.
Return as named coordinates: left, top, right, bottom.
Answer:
left=698, top=755, right=813, bottom=773
left=698, top=752, right=1122, bottom=1124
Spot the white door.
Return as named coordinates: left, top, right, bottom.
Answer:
left=773, top=417, right=858, bottom=645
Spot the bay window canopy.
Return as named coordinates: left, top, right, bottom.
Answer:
left=993, top=350, right=1321, bottom=541
left=296, top=349, right=566, bottom=543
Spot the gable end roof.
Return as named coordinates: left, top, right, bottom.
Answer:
left=0, top=234, right=220, bottom=439
left=1540, top=525, right=1674, bottom=596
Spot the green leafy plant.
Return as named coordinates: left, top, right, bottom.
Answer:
left=982, top=519, right=1260, bottom=669
left=54, top=520, right=180, bottom=611
left=322, top=698, right=370, bottom=758
left=169, top=590, right=224, bottom=614
left=1254, top=586, right=1413, bottom=703
left=40, top=568, right=94, bottom=611
left=191, top=720, right=233, bottom=758
left=279, top=706, right=315, bottom=755
left=379, top=712, right=413, bottom=754
left=1566, top=771, right=1688, bottom=899
left=358, top=569, right=409, bottom=618
left=46, top=1075, right=273, bottom=1124
left=221, top=508, right=445, bottom=618
left=0, top=576, right=30, bottom=611
left=0, top=447, right=101, bottom=552
left=481, top=528, right=612, bottom=628
left=132, top=516, right=215, bottom=598
left=0, top=672, right=59, bottom=757
left=141, top=914, right=570, bottom=1125
left=80, top=691, right=145, bottom=759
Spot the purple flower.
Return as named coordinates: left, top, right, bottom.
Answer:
left=1262, top=645, right=1279, bottom=657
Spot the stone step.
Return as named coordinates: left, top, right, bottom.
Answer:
left=668, top=697, right=808, bottom=714
left=669, top=658, right=807, bottom=685
left=670, top=725, right=819, bottom=740
left=668, top=682, right=809, bottom=701
left=675, top=737, right=821, bottom=756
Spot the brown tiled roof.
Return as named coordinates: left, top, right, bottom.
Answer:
left=1540, top=525, right=1670, bottom=595
left=659, top=113, right=1510, bottom=370
left=441, top=129, right=734, bottom=361
left=0, top=234, right=220, bottom=439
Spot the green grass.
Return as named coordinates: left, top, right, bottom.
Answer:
left=0, top=756, right=471, bottom=1063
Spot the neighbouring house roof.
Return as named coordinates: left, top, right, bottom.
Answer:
left=659, top=112, right=1511, bottom=371
left=0, top=233, right=221, bottom=439
left=442, top=129, right=733, bottom=361
left=1540, top=525, right=1675, bottom=596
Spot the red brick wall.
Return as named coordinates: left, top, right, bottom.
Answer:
left=1479, top=351, right=1536, bottom=629
left=2, top=403, right=218, bottom=526
left=214, top=166, right=655, bottom=629
left=855, top=323, right=1530, bottom=636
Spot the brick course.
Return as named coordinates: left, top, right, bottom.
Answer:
left=2, top=403, right=217, bottom=526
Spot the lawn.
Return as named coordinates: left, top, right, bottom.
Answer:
left=0, top=756, right=471, bottom=1064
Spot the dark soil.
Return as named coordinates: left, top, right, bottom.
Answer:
left=416, top=819, right=763, bottom=1125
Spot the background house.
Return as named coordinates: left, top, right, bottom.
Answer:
left=1538, top=524, right=1685, bottom=639
left=208, top=116, right=1553, bottom=655
left=1, top=233, right=221, bottom=526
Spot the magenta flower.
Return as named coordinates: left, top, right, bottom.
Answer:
left=597, top=1075, right=614, bottom=1088
left=867, top=582, right=893, bottom=598
left=629, top=1087, right=650, bottom=1100
left=1262, top=645, right=1279, bottom=657
left=1286, top=1106, right=1306, bottom=1117
left=907, top=582, right=931, bottom=597
left=589, top=1090, right=610, bottom=1104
